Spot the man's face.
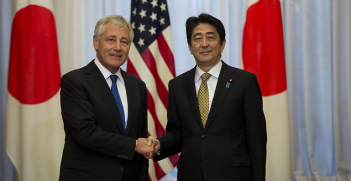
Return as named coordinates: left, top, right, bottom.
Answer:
left=93, top=22, right=130, bottom=74
left=188, top=23, right=226, bottom=71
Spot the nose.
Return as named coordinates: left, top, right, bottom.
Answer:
left=201, top=38, right=209, bottom=47
left=113, top=42, right=122, bottom=51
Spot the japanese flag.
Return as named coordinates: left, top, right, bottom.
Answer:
left=242, top=0, right=291, bottom=180
left=6, top=0, right=64, bottom=180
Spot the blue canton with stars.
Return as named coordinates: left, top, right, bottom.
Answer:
left=131, top=0, right=171, bottom=54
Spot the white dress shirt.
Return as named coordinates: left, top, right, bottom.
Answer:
left=94, top=58, right=129, bottom=128
left=195, top=60, right=222, bottom=112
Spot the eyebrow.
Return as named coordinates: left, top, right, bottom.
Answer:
left=106, top=35, right=117, bottom=39
left=193, top=32, right=216, bottom=37
left=105, top=35, right=129, bottom=41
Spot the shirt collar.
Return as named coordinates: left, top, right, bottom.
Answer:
left=94, top=58, right=124, bottom=84
left=195, top=60, right=222, bottom=82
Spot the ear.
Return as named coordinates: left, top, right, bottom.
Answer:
left=93, top=35, right=98, bottom=51
left=188, top=43, right=193, bottom=55
left=220, top=39, right=226, bottom=53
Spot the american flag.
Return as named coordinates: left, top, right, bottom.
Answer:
left=127, top=0, right=178, bottom=180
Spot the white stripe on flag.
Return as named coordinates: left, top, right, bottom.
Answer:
left=129, top=43, right=168, bottom=129
left=148, top=159, right=157, bottom=181
left=158, top=157, right=175, bottom=174
left=161, top=26, right=174, bottom=53
left=148, top=39, right=173, bottom=91
left=148, top=110, right=157, bottom=138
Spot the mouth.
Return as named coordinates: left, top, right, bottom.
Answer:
left=200, top=51, right=211, bottom=55
left=110, top=54, right=122, bottom=58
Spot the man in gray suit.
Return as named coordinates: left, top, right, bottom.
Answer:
left=150, top=13, right=267, bottom=181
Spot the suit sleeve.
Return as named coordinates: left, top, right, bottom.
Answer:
left=243, top=74, right=267, bottom=181
left=60, top=73, right=136, bottom=161
left=138, top=82, right=149, bottom=181
left=153, top=79, right=183, bottom=161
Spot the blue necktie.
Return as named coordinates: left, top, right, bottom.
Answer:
left=110, top=75, right=126, bottom=132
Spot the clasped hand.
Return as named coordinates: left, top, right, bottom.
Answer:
left=136, top=136, right=160, bottom=159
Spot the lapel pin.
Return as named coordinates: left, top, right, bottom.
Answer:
left=226, top=79, right=232, bottom=88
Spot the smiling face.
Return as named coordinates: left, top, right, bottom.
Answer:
left=93, top=22, right=130, bottom=74
left=188, top=23, right=226, bottom=72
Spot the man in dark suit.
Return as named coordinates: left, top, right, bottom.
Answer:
left=59, top=15, right=153, bottom=181
left=151, top=13, right=267, bottom=181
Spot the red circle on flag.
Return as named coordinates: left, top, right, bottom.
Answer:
left=242, top=1, right=287, bottom=96
left=8, top=5, right=61, bottom=104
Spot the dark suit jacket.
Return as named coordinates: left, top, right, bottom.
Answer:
left=154, top=61, right=267, bottom=181
left=59, top=60, right=148, bottom=181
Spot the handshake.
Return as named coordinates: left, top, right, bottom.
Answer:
left=135, top=136, right=160, bottom=159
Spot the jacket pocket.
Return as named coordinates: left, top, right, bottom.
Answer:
left=229, top=155, right=251, bottom=167
left=177, top=156, right=184, bottom=169
left=66, top=158, right=97, bottom=173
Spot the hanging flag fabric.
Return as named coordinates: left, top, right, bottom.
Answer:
left=6, top=0, right=64, bottom=180
left=242, top=0, right=291, bottom=180
left=127, top=0, right=178, bottom=180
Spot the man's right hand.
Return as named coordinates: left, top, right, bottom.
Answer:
left=146, top=136, right=160, bottom=159
left=136, top=137, right=154, bottom=157
left=136, top=136, right=161, bottom=159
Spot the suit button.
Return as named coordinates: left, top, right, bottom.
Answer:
left=198, top=157, right=202, bottom=161
left=202, top=134, right=206, bottom=138
left=120, top=167, right=124, bottom=171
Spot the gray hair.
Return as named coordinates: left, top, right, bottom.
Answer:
left=94, top=15, right=134, bottom=43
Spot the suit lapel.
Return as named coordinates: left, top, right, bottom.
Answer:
left=84, top=61, right=125, bottom=135
left=121, top=70, right=134, bottom=136
left=182, top=67, right=204, bottom=130
left=204, top=62, right=237, bottom=132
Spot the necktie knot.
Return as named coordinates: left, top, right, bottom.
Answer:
left=110, top=75, right=118, bottom=84
left=201, top=73, right=211, bottom=82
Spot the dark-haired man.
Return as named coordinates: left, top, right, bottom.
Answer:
left=151, top=13, right=267, bottom=181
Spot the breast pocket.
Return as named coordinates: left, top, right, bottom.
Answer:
left=221, top=100, right=242, bottom=109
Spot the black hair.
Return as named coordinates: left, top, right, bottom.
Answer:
left=185, top=13, right=225, bottom=45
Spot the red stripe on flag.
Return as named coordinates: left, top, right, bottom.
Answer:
left=127, top=60, right=165, bottom=136
left=242, top=0, right=287, bottom=96
left=146, top=91, right=166, bottom=137
left=153, top=160, right=166, bottom=180
left=140, top=48, right=169, bottom=108
left=157, top=34, right=176, bottom=77
left=126, top=59, right=141, bottom=79
left=168, top=154, right=179, bottom=167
